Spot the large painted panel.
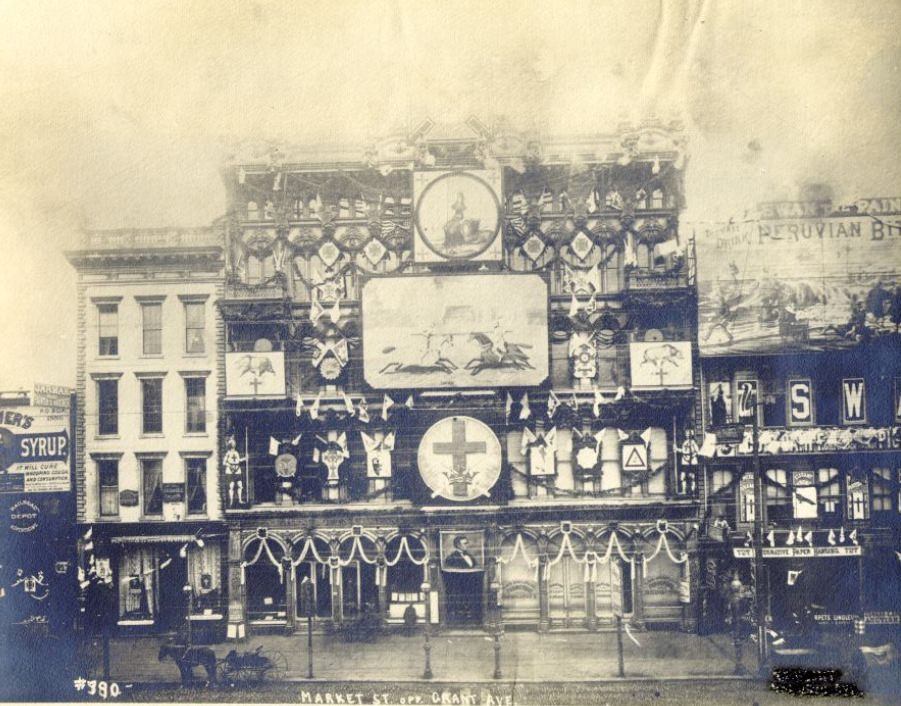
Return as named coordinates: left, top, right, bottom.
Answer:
left=696, top=215, right=901, bottom=355
left=362, top=274, right=549, bottom=389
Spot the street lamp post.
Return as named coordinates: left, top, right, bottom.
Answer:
left=421, top=582, right=433, bottom=680
left=729, top=572, right=745, bottom=675
left=183, top=584, right=194, bottom=648
left=489, top=579, right=502, bottom=680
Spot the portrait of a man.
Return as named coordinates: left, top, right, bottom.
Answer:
left=440, top=531, right=485, bottom=572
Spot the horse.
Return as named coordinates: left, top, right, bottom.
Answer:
left=158, top=642, right=217, bottom=686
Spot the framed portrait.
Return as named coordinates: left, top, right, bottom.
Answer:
left=439, top=530, right=485, bottom=573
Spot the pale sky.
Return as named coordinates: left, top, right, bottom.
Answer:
left=1, top=0, right=899, bottom=389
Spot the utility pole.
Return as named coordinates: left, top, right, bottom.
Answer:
left=750, top=395, right=769, bottom=671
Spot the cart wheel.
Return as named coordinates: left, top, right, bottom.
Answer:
left=261, top=650, right=289, bottom=681
left=238, top=664, right=262, bottom=684
left=218, top=661, right=238, bottom=687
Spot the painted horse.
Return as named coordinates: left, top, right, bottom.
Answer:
left=158, top=642, right=217, bottom=686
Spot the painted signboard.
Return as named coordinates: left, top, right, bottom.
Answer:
left=362, top=273, right=549, bottom=389
left=413, top=170, right=503, bottom=263
left=225, top=351, right=286, bottom=397
left=0, top=409, right=70, bottom=493
left=696, top=215, right=901, bottom=354
left=629, top=341, right=692, bottom=388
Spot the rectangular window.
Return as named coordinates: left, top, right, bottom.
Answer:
left=98, top=459, right=119, bottom=516
left=185, top=302, right=205, bottom=354
left=817, top=468, right=842, bottom=524
left=141, top=378, right=163, bottom=434
left=98, top=303, right=118, bottom=356
left=871, top=467, right=894, bottom=514
left=141, top=458, right=163, bottom=516
left=142, top=302, right=162, bottom=355
left=186, top=457, right=207, bottom=515
left=185, top=377, right=206, bottom=433
left=97, top=379, right=118, bottom=435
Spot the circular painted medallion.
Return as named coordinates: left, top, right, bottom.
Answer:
left=415, top=172, right=501, bottom=260
left=417, top=416, right=502, bottom=502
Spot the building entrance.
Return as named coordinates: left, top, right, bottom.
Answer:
left=157, top=549, right=188, bottom=631
left=442, top=570, right=483, bottom=626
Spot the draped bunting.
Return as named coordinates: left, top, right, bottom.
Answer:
left=642, top=531, right=688, bottom=566
left=242, top=536, right=286, bottom=582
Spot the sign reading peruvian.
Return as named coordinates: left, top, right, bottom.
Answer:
left=629, top=342, right=692, bottom=388
left=0, top=408, right=70, bottom=494
left=225, top=351, right=286, bottom=397
left=362, top=274, right=549, bottom=389
left=417, top=416, right=502, bottom=501
left=413, top=170, right=503, bottom=263
left=696, top=214, right=901, bottom=354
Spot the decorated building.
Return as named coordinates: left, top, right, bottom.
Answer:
left=217, top=118, right=702, bottom=637
left=695, top=203, right=901, bottom=638
left=66, top=229, right=227, bottom=637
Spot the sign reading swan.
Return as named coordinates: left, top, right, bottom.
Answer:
left=361, top=274, right=549, bottom=389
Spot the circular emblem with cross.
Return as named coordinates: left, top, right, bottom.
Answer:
left=417, top=416, right=502, bottom=502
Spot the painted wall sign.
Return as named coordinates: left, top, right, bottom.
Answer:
left=787, top=379, right=813, bottom=425
left=225, top=351, right=286, bottom=397
left=696, top=215, right=901, bottom=354
left=629, top=341, right=692, bottom=389
left=854, top=196, right=901, bottom=215
left=417, top=416, right=502, bottom=501
left=0, top=409, right=71, bottom=494
left=119, top=490, right=139, bottom=507
left=842, top=378, right=867, bottom=424
left=413, top=170, right=503, bottom=263
left=362, top=274, right=549, bottom=389
left=161, top=483, right=185, bottom=503
left=9, top=499, right=40, bottom=533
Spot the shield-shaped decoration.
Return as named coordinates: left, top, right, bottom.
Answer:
left=570, top=332, right=597, bottom=380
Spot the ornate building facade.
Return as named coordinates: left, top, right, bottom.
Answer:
left=695, top=208, right=901, bottom=640
left=218, top=118, right=701, bottom=637
left=67, top=229, right=227, bottom=637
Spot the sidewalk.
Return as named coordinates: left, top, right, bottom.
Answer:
left=103, top=629, right=759, bottom=684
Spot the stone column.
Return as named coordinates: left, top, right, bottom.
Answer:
left=585, top=559, right=598, bottom=631
left=283, top=557, right=296, bottom=633
left=537, top=554, right=550, bottom=632
left=683, top=538, right=701, bottom=633
left=631, top=553, right=645, bottom=628
left=226, top=527, right=246, bottom=641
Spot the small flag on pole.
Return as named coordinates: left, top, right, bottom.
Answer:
left=295, top=393, right=304, bottom=417
left=382, top=394, right=394, bottom=421
left=269, top=437, right=280, bottom=456
left=309, top=392, right=321, bottom=420
left=358, top=398, right=370, bottom=423
left=519, top=393, right=531, bottom=420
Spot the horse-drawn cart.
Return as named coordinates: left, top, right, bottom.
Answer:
left=217, top=645, right=288, bottom=685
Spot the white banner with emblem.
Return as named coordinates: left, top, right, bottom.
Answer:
left=225, top=352, right=286, bottom=397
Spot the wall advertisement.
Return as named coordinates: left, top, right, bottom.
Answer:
left=696, top=214, right=901, bottom=355
left=0, top=408, right=71, bottom=494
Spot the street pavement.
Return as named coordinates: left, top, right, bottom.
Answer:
left=103, top=629, right=759, bottom=683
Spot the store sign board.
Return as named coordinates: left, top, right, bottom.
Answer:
left=0, top=408, right=71, bottom=494
left=733, top=545, right=862, bottom=559
left=696, top=215, right=901, bottom=355
left=225, top=351, right=286, bottom=397
left=362, top=274, right=549, bottom=389
left=161, top=483, right=185, bottom=503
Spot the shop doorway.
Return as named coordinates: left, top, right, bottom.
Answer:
left=157, top=548, right=188, bottom=631
left=340, top=561, right=378, bottom=620
left=594, top=558, right=632, bottom=624
left=442, top=570, right=483, bottom=626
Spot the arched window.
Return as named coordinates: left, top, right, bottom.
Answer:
left=600, top=242, right=622, bottom=293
